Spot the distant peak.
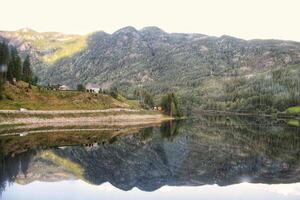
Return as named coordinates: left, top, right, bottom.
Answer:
left=140, top=26, right=166, bottom=34
left=114, top=26, right=138, bottom=34
left=219, top=34, right=239, bottom=40
left=17, top=28, right=37, bottom=33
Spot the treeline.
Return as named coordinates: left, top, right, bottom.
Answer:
left=186, top=65, right=300, bottom=114
left=223, top=66, right=300, bottom=113
left=161, top=93, right=181, bottom=117
left=0, top=42, right=38, bottom=99
left=133, top=89, right=154, bottom=109
left=81, top=84, right=182, bottom=117
left=133, top=89, right=182, bottom=117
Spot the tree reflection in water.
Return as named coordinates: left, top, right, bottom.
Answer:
left=0, top=115, right=299, bottom=193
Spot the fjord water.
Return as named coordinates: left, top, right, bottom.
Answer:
left=0, top=116, right=300, bottom=200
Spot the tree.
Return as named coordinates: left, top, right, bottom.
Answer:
left=110, top=87, right=118, bottom=99
left=161, top=93, right=181, bottom=117
left=0, top=42, right=9, bottom=99
left=6, top=59, right=14, bottom=82
left=135, top=89, right=154, bottom=109
left=22, top=55, right=32, bottom=83
left=133, top=89, right=154, bottom=109
left=7, top=47, right=22, bottom=82
left=31, top=75, right=39, bottom=85
left=77, top=84, right=85, bottom=91
left=0, top=77, right=3, bottom=100
left=0, top=42, right=9, bottom=66
left=143, top=92, right=154, bottom=108
left=1, top=44, right=38, bottom=88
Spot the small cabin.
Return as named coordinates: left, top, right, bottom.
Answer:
left=86, top=83, right=101, bottom=93
left=59, top=85, right=70, bottom=91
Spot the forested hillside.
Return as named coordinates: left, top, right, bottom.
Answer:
left=1, top=27, right=299, bottom=113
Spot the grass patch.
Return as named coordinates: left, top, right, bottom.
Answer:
left=287, top=106, right=300, bottom=114
left=0, top=81, right=133, bottom=110
left=42, top=36, right=87, bottom=63
left=288, top=119, right=300, bottom=127
left=14, top=30, right=87, bottom=64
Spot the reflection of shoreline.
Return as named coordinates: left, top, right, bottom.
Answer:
left=1, top=117, right=300, bottom=194
left=2, top=128, right=148, bottom=137
left=0, top=124, right=162, bottom=156
left=190, top=114, right=300, bottom=128
left=0, top=113, right=173, bottom=138
left=194, top=109, right=300, bottom=120
left=0, top=116, right=172, bottom=137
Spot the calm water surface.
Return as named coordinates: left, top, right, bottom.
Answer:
left=0, top=115, right=300, bottom=200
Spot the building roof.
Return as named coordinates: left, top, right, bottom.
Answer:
left=86, top=83, right=100, bottom=89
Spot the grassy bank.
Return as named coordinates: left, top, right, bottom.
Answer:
left=0, top=82, right=174, bottom=130
left=0, top=81, right=139, bottom=110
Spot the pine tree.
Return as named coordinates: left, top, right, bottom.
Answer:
left=161, top=93, right=181, bottom=117
left=77, top=84, right=85, bottom=91
left=0, top=42, right=9, bottom=65
left=22, top=55, right=32, bottom=82
left=110, top=87, right=118, bottom=99
left=7, top=47, right=22, bottom=82
left=7, top=60, right=14, bottom=82
left=0, top=42, right=9, bottom=99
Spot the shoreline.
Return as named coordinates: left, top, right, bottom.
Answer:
left=0, top=111, right=173, bottom=137
left=0, top=109, right=173, bottom=128
left=1, top=114, right=172, bottom=125
left=0, top=108, right=141, bottom=114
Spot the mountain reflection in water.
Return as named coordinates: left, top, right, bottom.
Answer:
left=0, top=115, right=300, bottom=199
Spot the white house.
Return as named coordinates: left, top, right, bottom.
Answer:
left=86, top=83, right=101, bottom=93
left=59, top=85, right=70, bottom=90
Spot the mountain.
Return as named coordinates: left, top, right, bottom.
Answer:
left=1, top=27, right=300, bottom=112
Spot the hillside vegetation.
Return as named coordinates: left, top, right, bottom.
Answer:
left=1, top=26, right=299, bottom=113
left=0, top=81, right=136, bottom=110
left=188, top=64, right=300, bottom=114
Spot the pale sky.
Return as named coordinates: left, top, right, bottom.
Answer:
left=4, top=181, right=300, bottom=199
left=0, top=0, right=300, bottom=41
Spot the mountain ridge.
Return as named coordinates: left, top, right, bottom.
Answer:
left=3, top=26, right=300, bottom=42
left=1, top=26, right=300, bottom=112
